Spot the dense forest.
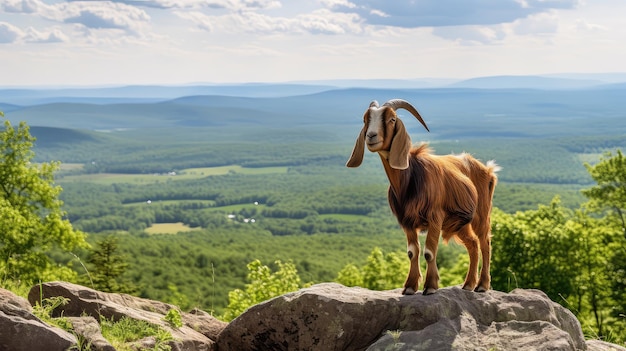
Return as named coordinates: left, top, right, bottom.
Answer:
left=2, top=82, right=626, bottom=344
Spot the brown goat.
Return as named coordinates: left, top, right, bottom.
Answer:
left=346, top=99, right=499, bottom=295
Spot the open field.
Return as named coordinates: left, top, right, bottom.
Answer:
left=59, top=172, right=182, bottom=185
left=318, top=213, right=372, bottom=222
left=123, top=199, right=217, bottom=207
left=57, top=165, right=289, bottom=185
left=58, top=163, right=85, bottom=171
left=182, top=166, right=289, bottom=176
left=206, top=203, right=266, bottom=213
left=144, top=222, right=202, bottom=234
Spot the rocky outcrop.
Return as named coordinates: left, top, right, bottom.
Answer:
left=67, top=316, right=115, bottom=351
left=27, top=281, right=227, bottom=351
left=217, top=283, right=624, bottom=351
left=2, top=282, right=626, bottom=350
left=0, top=288, right=76, bottom=351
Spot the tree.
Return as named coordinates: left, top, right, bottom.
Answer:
left=581, top=149, right=626, bottom=341
left=0, top=117, right=87, bottom=283
left=335, top=263, right=363, bottom=288
left=491, top=198, right=579, bottom=301
left=583, top=149, right=626, bottom=238
left=491, top=196, right=623, bottom=342
left=362, top=247, right=408, bottom=291
left=336, top=247, right=409, bottom=291
left=87, top=236, right=135, bottom=293
left=564, top=211, right=614, bottom=340
left=222, top=259, right=308, bottom=321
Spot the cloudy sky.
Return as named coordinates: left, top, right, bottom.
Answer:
left=0, top=0, right=624, bottom=86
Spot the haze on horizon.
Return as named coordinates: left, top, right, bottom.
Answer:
left=0, top=0, right=625, bottom=87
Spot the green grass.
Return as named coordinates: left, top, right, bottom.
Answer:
left=58, top=163, right=85, bottom=171
left=59, top=172, right=177, bottom=185
left=319, top=213, right=371, bottom=222
left=57, top=165, right=288, bottom=185
left=124, top=199, right=216, bottom=207
left=27, top=290, right=174, bottom=351
left=206, top=203, right=266, bottom=213
left=100, top=316, right=173, bottom=351
left=181, top=165, right=288, bottom=176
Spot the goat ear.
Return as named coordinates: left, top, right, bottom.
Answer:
left=346, top=126, right=366, bottom=168
left=388, top=118, right=411, bottom=170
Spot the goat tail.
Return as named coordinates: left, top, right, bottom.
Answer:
left=486, top=160, right=501, bottom=174
left=485, top=160, right=500, bottom=202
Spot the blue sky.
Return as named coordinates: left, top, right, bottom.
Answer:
left=0, top=0, right=624, bottom=86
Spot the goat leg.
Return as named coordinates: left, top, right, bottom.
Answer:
left=475, top=234, right=492, bottom=292
left=402, top=227, right=421, bottom=295
left=457, top=225, right=480, bottom=291
left=423, top=226, right=441, bottom=295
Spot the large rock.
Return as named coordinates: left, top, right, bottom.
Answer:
left=0, top=288, right=32, bottom=311
left=28, top=281, right=227, bottom=351
left=0, top=288, right=76, bottom=351
left=67, top=316, right=115, bottom=351
left=217, top=283, right=588, bottom=351
left=4, top=281, right=625, bottom=350
left=186, top=308, right=229, bottom=341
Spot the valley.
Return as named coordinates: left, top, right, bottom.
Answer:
left=2, top=76, right=625, bottom=314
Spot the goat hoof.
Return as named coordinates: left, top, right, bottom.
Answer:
left=423, top=288, right=437, bottom=295
left=461, top=284, right=474, bottom=291
left=402, top=287, right=416, bottom=295
left=474, top=286, right=488, bottom=293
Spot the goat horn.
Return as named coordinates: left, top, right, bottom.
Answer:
left=382, top=99, right=430, bottom=132
left=369, top=100, right=379, bottom=108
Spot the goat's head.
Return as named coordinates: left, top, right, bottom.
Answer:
left=346, top=99, right=429, bottom=169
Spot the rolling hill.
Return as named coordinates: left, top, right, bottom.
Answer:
left=2, top=85, right=624, bottom=141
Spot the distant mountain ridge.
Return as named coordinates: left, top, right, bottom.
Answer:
left=449, top=75, right=605, bottom=89
left=0, top=84, right=336, bottom=105
left=3, top=85, right=624, bottom=142
left=2, top=73, right=626, bottom=106
left=1, top=73, right=625, bottom=141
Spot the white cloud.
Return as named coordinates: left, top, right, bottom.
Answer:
left=320, top=0, right=356, bottom=9
left=175, top=7, right=362, bottom=35
left=0, top=0, right=623, bottom=85
left=432, top=25, right=506, bottom=45
left=59, top=2, right=151, bottom=34
left=573, top=19, right=607, bottom=33
left=108, top=0, right=281, bottom=11
left=0, top=0, right=578, bottom=47
left=298, top=9, right=363, bottom=35
left=0, top=21, right=23, bottom=43
left=25, top=26, right=69, bottom=43
left=328, top=0, right=579, bottom=27
left=0, top=1, right=152, bottom=36
left=0, top=0, right=44, bottom=13
left=369, top=9, right=388, bottom=18
left=240, top=0, right=281, bottom=10
left=174, top=11, right=214, bottom=32
left=512, top=11, right=559, bottom=35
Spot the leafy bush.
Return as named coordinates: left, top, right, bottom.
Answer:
left=163, top=309, right=183, bottom=329
left=222, top=259, right=310, bottom=321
